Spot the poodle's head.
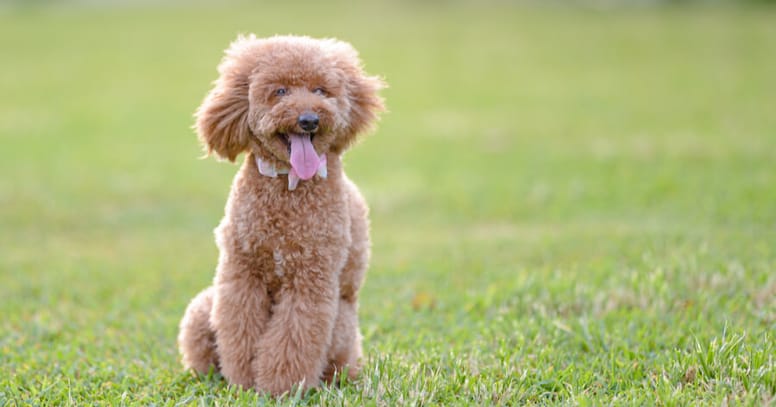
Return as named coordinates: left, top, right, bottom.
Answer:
left=195, top=35, right=385, bottom=178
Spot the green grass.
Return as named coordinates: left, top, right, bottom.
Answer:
left=1, top=1, right=775, bottom=405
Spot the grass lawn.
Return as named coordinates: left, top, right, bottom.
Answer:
left=1, top=1, right=775, bottom=405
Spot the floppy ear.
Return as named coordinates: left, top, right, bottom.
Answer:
left=332, top=56, right=386, bottom=154
left=195, top=36, right=258, bottom=162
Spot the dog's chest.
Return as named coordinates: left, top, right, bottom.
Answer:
left=227, top=180, right=351, bottom=257
left=237, top=193, right=350, bottom=291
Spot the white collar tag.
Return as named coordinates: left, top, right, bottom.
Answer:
left=256, top=156, right=288, bottom=178
left=255, top=155, right=327, bottom=191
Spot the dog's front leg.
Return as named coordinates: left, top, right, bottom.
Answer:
left=251, top=257, right=339, bottom=396
left=211, top=254, right=273, bottom=389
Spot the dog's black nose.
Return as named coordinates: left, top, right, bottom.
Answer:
left=298, top=112, right=319, bottom=132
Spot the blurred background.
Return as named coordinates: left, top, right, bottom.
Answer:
left=1, top=0, right=774, bottom=403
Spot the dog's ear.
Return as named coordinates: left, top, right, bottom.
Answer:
left=331, top=46, right=386, bottom=154
left=195, top=36, right=259, bottom=162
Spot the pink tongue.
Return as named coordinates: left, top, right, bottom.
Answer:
left=289, top=133, right=320, bottom=180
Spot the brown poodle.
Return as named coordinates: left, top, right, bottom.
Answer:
left=177, top=34, right=385, bottom=395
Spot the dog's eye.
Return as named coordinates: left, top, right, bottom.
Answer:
left=275, top=88, right=287, bottom=97
left=312, top=87, right=326, bottom=96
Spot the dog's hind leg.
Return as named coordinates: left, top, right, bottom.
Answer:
left=323, top=179, right=370, bottom=384
left=178, top=286, right=220, bottom=375
left=322, top=298, right=363, bottom=384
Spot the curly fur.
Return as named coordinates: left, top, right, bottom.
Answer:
left=177, top=35, right=385, bottom=396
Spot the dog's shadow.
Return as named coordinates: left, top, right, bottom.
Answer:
left=173, top=367, right=357, bottom=402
